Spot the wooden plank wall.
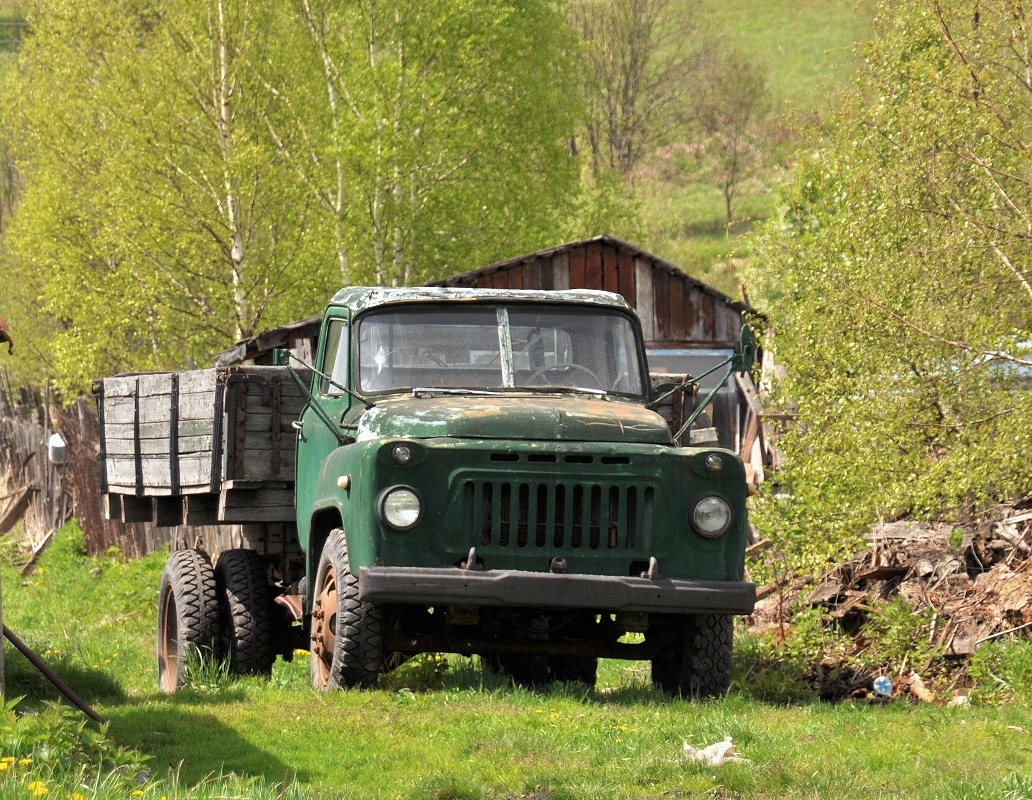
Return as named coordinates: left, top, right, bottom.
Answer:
left=457, top=242, right=743, bottom=346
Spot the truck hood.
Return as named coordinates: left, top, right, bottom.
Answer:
left=355, top=394, right=673, bottom=445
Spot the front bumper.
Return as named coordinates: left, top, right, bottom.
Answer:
left=359, top=566, right=756, bottom=616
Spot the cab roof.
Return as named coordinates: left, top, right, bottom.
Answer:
left=327, top=285, right=633, bottom=314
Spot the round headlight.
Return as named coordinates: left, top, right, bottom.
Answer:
left=691, top=496, right=732, bottom=538
left=704, top=453, right=724, bottom=474
left=392, top=444, right=413, bottom=465
left=379, top=486, right=422, bottom=530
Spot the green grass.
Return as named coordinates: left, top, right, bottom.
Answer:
left=698, top=0, right=877, bottom=113
left=1, top=523, right=1031, bottom=799
left=636, top=0, right=878, bottom=299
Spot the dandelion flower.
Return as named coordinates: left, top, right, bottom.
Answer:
left=19, top=758, right=33, bottom=766
left=27, top=780, right=48, bottom=796
left=131, top=791, right=144, bottom=797
left=0, top=762, right=8, bottom=771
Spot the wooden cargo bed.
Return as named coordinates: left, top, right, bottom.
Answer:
left=95, top=366, right=309, bottom=526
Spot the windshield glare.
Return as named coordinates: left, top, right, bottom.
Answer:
left=357, top=304, right=645, bottom=396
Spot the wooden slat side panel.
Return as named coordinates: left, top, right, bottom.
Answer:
left=220, top=367, right=303, bottom=486
left=219, top=488, right=296, bottom=523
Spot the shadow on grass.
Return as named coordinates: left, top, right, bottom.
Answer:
left=3, top=647, right=128, bottom=706
left=106, top=706, right=308, bottom=786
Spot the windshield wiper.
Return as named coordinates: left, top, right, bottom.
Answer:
left=411, top=387, right=506, bottom=398
left=518, top=385, right=609, bottom=398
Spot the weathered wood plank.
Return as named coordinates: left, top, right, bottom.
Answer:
left=553, top=252, right=570, bottom=290
left=653, top=268, right=671, bottom=341
left=670, top=278, right=686, bottom=341
left=617, top=249, right=636, bottom=308
left=602, top=244, right=619, bottom=293
left=634, top=257, right=655, bottom=341
left=570, top=245, right=587, bottom=288
left=219, top=488, right=295, bottom=523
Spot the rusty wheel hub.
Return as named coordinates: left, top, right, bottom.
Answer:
left=311, top=563, right=338, bottom=685
left=158, top=584, right=179, bottom=693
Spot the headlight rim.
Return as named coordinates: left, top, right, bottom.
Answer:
left=377, top=485, right=423, bottom=531
left=690, top=494, right=733, bottom=539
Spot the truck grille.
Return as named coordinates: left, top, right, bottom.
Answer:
left=463, top=480, right=654, bottom=550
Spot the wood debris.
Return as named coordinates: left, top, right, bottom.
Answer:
left=749, top=500, right=1032, bottom=698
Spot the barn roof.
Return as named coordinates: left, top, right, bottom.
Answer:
left=428, top=235, right=757, bottom=317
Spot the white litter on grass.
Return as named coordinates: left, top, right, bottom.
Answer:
left=682, top=735, right=751, bottom=766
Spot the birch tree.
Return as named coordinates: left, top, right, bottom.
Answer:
left=5, top=0, right=333, bottom=391
left=751, top=0, right=1032, bottom=567
left=264, top=0, right=578, bottom=286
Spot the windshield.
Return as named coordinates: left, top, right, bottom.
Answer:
left=357, top=303, right=645, bottom=396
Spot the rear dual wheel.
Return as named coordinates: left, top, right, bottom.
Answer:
left=157, top=549, right=220, bottom=692
left=215, top=549, right=276, bottom=677
left=650, top=614, right=733, bottom=699
left=157, top=548, right=276, bottom=692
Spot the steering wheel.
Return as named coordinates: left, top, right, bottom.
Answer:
left=527, top=363, right=603, bottom=389
left=384, top=345, right=447, bottom=367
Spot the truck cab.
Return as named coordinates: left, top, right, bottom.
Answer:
left=294, top=287, right=754, bottom=695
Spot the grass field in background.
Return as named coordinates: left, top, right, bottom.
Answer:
left=639, top=0, right=877, bottom=298
left=1, top=525, right=1030, bottom=799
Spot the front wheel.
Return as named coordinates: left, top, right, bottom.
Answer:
left=650, top=614, right=733, bottom=699
left=310, top=529, right=384, bottom=689
left=157, top=549, right=220, bottom=692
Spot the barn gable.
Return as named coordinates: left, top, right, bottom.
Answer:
left=427, top=235, right=758, bottom=348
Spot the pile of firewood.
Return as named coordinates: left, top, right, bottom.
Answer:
left=749, top=501, right=1032, bottom=697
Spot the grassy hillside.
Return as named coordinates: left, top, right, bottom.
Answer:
left=1, top=524, right=1030, bottom=799
left=639, top=0, right=877, bottom=299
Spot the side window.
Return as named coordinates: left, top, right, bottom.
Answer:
left=320, top=319, right=349, bottom=395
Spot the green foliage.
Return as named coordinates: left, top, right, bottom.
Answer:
left=0, top=0, right=580, bottom=394
left=858, top=597, right=942, bottom=674
left=968, top=638, right=1032, bottom=705
left=749, top=0, right=1032, bottom=569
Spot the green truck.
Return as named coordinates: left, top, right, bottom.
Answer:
left=97, top=286, right=756, bottom=697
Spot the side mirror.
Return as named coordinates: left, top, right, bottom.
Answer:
left=735, top=325, right=757, bottom=375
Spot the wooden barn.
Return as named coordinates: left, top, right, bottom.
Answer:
left=428, top=236, right=769, bottom=480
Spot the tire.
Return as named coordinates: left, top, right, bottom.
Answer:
left=483, top=653, right=551, bottom=688
left=481, top=614, right=550, bottom=688
left=548, top=655, right=598, bottom=688
left=157, top=549, right=220, bottom=693
left=650, top=614, right=733, bottom=699
left=215, top=549, right=276, bottom=677
left=310, top=529, right=384, bottom=689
